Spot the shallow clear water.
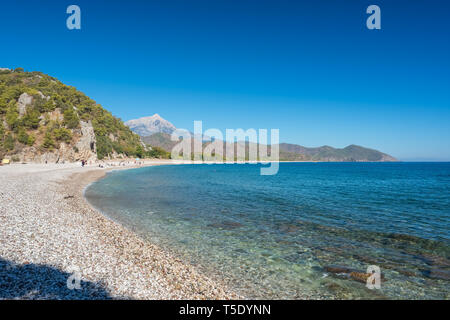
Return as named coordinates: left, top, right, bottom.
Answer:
left=85, top=163, right=450, bottom=299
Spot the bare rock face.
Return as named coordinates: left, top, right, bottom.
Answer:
left=108, top=133, right=117, bottom=142
left=48, top=109, right=64, bottom=122
left=14, top=147, right=38, bottom=163
left=14, top=146, right=58, bottom=163
left=17, top=91, right=50, bottom=119
left=75, top=121, right=97, bottom=162
left=17, top=93, right=33, bottom=117
left=15, top=120, right=98, bottom=163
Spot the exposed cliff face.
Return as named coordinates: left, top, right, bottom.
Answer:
left=17, top=93, right=33, bottom=117
left=0, top=69, right=144, bottom=163
left=11, top=120, right=97, bottom=163
left=74, top=121, right=97, bottom=161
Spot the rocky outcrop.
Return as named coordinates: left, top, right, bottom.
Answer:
left=108, top=133, right=117, bottom=142
left=13, top=121, right=97, bottom=163
left=17, top=93, right=33, bottom=117
left=75, top=121, right=97, bottom=162
left=17, top=92, right=50, bottom=118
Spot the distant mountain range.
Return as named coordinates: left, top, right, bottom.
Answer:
left=127, top=114, right=397, bottom=162
left=278, top=143, right=396, bottom=162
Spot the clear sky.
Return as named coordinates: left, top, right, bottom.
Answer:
left=1, top=0, right=449, bottom=160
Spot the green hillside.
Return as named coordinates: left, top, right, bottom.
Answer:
left=142, top=132, right=178, bottom=152
left=0, top=68, right=146, bottom=161
left=278, top=143, right=397, bottom=161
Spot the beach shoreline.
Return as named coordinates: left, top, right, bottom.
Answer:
left=0, top=161, right=240, bottom=299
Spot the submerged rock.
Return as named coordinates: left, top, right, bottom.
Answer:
left=420, top=268, right=450, bottom=281
left=324, top=265, right=356, bottom=274
left=278, top=224, right=302, bottom=234
left=324, top=265, right=387, bottom=284
left=207, top=221, right=243, bottom=230
left=397, top=269, right=416, bottom=277
left=350, top=271, right=387, bottom=284
left=349, top=272, right=372, bottom=283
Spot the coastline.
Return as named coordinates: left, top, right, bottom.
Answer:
left=0, top=161, right=240, bottom=299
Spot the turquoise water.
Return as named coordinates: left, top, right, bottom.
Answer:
left=85, top=163, right=450, bottom=299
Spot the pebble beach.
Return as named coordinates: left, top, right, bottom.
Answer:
left=0, top=162, right=239, bottom=299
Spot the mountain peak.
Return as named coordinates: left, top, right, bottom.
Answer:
left=125, top=114, right=177, bottom=137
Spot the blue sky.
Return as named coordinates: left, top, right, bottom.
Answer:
left=1, top=0, right=449, bottom=160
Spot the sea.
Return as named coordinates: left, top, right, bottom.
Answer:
left=85, top=162, right=450, bottom=299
